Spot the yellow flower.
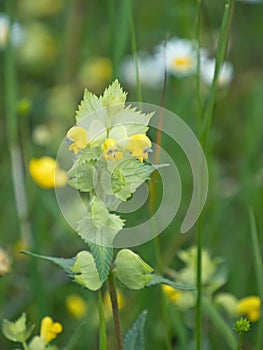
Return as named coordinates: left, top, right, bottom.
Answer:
left=66, top=126, right=89, bottom=154
left=127, top=134, right=152, bottom=163
left=40, top=316, right=63, bottom=344
left=66, top=294, right=87, bottom=319
left=103, top=138, right=123, bottom=161
left=29, top=157, right=67, bottom=189
left=162, top=285, right=182, bottom=303
left=0, top=247, right=11, bottom=276
left=237, top=296, right=261, bottom=322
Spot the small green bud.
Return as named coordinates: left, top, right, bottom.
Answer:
left=234, top=317, right=251, bottom=333
left=72, top=251, right=102, bottom=291
left=115, top=249, right=154, bottom=290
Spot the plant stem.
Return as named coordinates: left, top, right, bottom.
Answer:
left=249, top=208, right=263, bottom=350
left=126, top=0, right=142, bottom=102
left=108, top=270, right=123, bottom=350
left=237, top=333, right=242, bottom=350
left=98, top=290, right=107, bottom=350
left=196, top=214, right=203, bottom=350
left=201, top=0, right=235, bottom=149
left=195, top=2, right=235, bottom=349
left=195, top=0, right=202, bottom=129
left=202, top=297, right=237, bottom=350
left=22, top=341, right=29, bottom=350
left=4, top=0, right=32, bottom=248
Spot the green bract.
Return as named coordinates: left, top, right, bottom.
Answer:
left=71, top=250, right=103, bottom=291
left=115, top=249, right=154, bottom=290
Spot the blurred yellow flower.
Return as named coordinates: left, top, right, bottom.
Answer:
left=237, top=296, right=261, bottom=322
left=104, top=289, right=125, bottom=318
left=0, top=248, right=11, bottom=276
left=40, top=316, right=63, bottom=344
left=29, top=157, right=67, bottom=189
left=162, top=285, right=182, bottom=303
left=78, top=57, right=112, bottom=92
left=66, top=126, right=89, bottom=154
left=127, top=134, right=152, bottom=163
left=103, top=138, right=123, bottom=161
left=66, top=294, right=87, bottom=319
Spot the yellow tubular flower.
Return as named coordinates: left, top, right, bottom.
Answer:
left=66, top=126, right=89, bottom=154
left=66, top=294, right=87, bottom=319
left=237, top=296, right=261, bottom=322
left=127, top=134, right=152, bottom=163
left=29, top=157, right=67, bottom=189
left=103, top=138, right=123, bottom=161
left=40, top=316, right=63, bottom=344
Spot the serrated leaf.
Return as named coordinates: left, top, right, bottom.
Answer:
left=146, top=275, right=196, bottom=291
left=67, top=159, right=96, bottom=192
left=111, top=159, right=166, bottom=201
left=111, top=105, right=153, bottom=136
left=101, top=79, right=127, bottom=107
left=88, top=242, right=113, bottom=283
left=76, top=89, right=103, bottom=123
left=2, top=313, right=34, bottom=343
left=123, top=310, right=148, bottom=350
left=76, top=196, right=125, bottom=247
left=72, top=251, right=103, bottom=291
left=21, top=251, right=75, bottom=277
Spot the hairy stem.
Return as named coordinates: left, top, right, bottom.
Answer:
left=108, top=270, right=123, bottom=350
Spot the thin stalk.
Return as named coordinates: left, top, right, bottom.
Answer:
left=98, top=290, right=107, bottom=350
left=108, top=270, right=123, bottom=350
left=4, top=0, right=32, bottom=248
left=126, top=0, right=142, bottom=102
left=195, top=214, right=203, bottom=350
left=203, top=297, right=237, bottom=350
left=22, top=341, right=29, bottom=350
left=249, top=208, right=263, bottom=350
left=195, top=2, right=235, bottom=349
left=201, top=0, right=235, bottom=149
left=236, top=333, right=242, bottom=350
left=195, top=0, right=202, bottom=129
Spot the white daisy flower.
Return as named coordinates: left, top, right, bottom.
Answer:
left=200, top=58, right=234, bottom=87
left=0, top=13, right=24, bottom=49
left=121, top=54, right=164, bottom=89
left=156, top=37, right=197, bottom=77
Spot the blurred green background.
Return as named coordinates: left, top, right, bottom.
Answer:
left=1, top=0, right=263, bottom=349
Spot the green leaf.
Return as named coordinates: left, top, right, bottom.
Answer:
left=111, top=105, right=153, bottom=136
left=115, top=249, right=153, bottom=290
left=21, top=251, right=75, bottom=277
left=80, top=146, right=101, bottom=161
left=77, top=196, right=125, bottom=247
left=123, top=310, right=148, bottom=350
left=67, top=159, right=96, bottom=192
left=111, top=158, right=166, bottom=201
left=76, top=89, right=103, bottom=123
left=146, top=275, right=196, bottom=291
left=2, top=313, right=34, bottom=343
left=101, top=79, right=127, bottom=107
left=72, top=251, right=103, bottom=291
left=88, top=242, right=113, bottom=283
